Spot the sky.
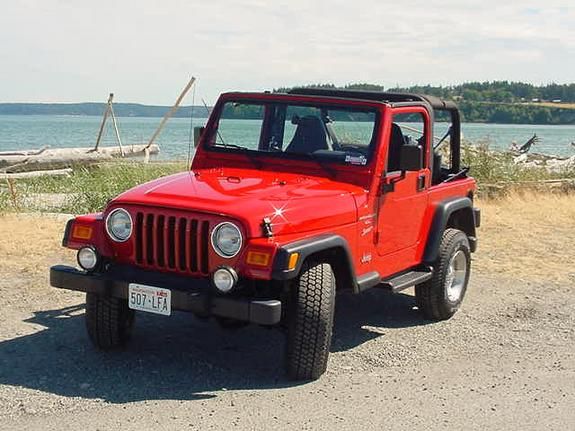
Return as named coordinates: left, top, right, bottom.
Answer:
left=0, top=0, right=573, bottom=105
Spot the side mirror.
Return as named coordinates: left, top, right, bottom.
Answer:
left=399, top=144, right=423, bottom=172
left=193, top=126, right=205, bottom=148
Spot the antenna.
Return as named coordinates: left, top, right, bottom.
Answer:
left=201, top=98, right=227, bottom=146
left=187, top=83, right=197, bottom=167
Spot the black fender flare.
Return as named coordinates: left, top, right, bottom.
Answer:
left=271, top=234, right=357, bottom=287
left=424, top=197, right=477, bottom=263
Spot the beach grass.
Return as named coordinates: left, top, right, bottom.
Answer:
left=1, top=161, right=187, bottom=214
left=461, top=141, right=575, bottom=184
left=0, top=144, right=574, bottom=214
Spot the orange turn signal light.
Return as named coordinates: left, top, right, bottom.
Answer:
left=246, top=251, right=271, bottom=267
left=288, top=253, right=299, bottom=271
left=72, top=225, right=93, bottom=241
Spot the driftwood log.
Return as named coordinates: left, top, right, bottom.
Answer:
left=513, top=153, right=575, bottom=172
left=0, top=144, right=159, bottom=173
left=479, top=178, right=575, bottom=198
left=0, top=146, right=50, bottom=157
left=0, top=168, right=73, bottom=179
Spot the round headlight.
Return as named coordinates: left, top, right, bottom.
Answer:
left=77, top=246, right=99, bottom=271
left=211, top=222, right=242, bottom=258
left=106, top=208, right=132, bottom=242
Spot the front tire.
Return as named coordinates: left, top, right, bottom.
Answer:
left=286, top=261, right=336, bottom=381
left=86, top=293, right=135, bottom=350
left=415, top=228, right=471, bottom=321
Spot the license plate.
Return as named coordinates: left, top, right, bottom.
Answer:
left=128, top=283, right=171, bottom=316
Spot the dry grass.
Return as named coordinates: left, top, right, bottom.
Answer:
left=475, top=192, right=575, bottom=282
left=0, top=214, right=74, bottom=280
left=0, top=192, right=573, bottom=286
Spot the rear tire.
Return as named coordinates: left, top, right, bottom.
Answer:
left=86, top=293, right=135, bottom=350
left=286, top=261, right=336, bottom=381
left=415, top=228, right=471, bottom=321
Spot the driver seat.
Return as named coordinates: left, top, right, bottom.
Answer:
left=387, top=123, right=405, bottom=172
left=285, top=116, right=329, bottom=154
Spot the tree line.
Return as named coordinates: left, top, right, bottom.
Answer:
left=278, top=81, right=575, bottom=103
left=275, top=82, right=575, bottom=124
left=389, top=81, right=575, bottom=103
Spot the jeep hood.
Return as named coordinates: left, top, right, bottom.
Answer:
left=112, top=168, right=365, bottom=237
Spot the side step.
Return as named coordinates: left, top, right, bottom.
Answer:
left=379, top=268, right=433, bottom=293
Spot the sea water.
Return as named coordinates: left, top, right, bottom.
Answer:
left=0, top=115, right=574, bottom=159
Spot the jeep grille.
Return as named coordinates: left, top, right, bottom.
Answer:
left=134, top=212, right=210, bottom=275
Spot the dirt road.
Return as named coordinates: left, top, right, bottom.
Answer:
left=0, top=213, right=573, bottom=430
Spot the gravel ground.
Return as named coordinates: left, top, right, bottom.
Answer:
left=0, top=215, right=573, bottom=430
left=1, top=273, right=573, bottom=430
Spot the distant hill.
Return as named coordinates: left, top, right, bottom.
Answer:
left=3, top=81, right=575, bottom=124
left=0, top=103, right=210, bottom=118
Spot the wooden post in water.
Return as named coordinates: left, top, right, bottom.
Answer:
left=108, top=97, right=124, bottom=156
left=94, top=93, right=113, bottom=152
left=145, top=76, right=196, bottom=150
left=93, top=93, right=125, bottom=156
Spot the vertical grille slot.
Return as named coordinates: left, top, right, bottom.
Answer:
left=188, top=220, right=198, bottom=272
left=200, top=221, right=210, bottom=274
left=156, top=215, right=165, bottom=267
left=167, top=216, right=176, bottom=269
left=145, top=214, right=154, bottom=264
left=135, top=213, right=143, bottom=263
left=177, top=218, right=187, bottom=271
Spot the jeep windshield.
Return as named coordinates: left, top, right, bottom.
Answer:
left=205, top=100, right=378, bottom=166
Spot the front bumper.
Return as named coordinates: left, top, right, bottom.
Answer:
left=50, top=265, right=282, bottom=326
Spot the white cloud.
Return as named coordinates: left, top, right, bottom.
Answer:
left=0, top=0, right=573, bottom=103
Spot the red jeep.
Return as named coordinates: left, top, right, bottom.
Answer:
left=51, top=88, right=480, bottom=381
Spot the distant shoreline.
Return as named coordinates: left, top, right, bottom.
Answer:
left=1, top=113, right=573, bottom=128
left=0, top=103, right=210, bottom=119
left=1, top=101, right=574, bottom=125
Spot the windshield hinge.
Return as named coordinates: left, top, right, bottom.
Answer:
left=261, top=217, right=273, bottom=237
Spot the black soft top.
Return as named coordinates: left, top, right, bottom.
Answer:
left=287, top=88, right=457, bottom=111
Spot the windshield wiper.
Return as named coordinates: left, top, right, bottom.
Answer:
left=212, top=143, right=251, bottom=151
left=202, top=98, right=230, bottom=147
left=293, top=152, right=337, bottom=179
left=211, top=143, right=263, bottom=168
